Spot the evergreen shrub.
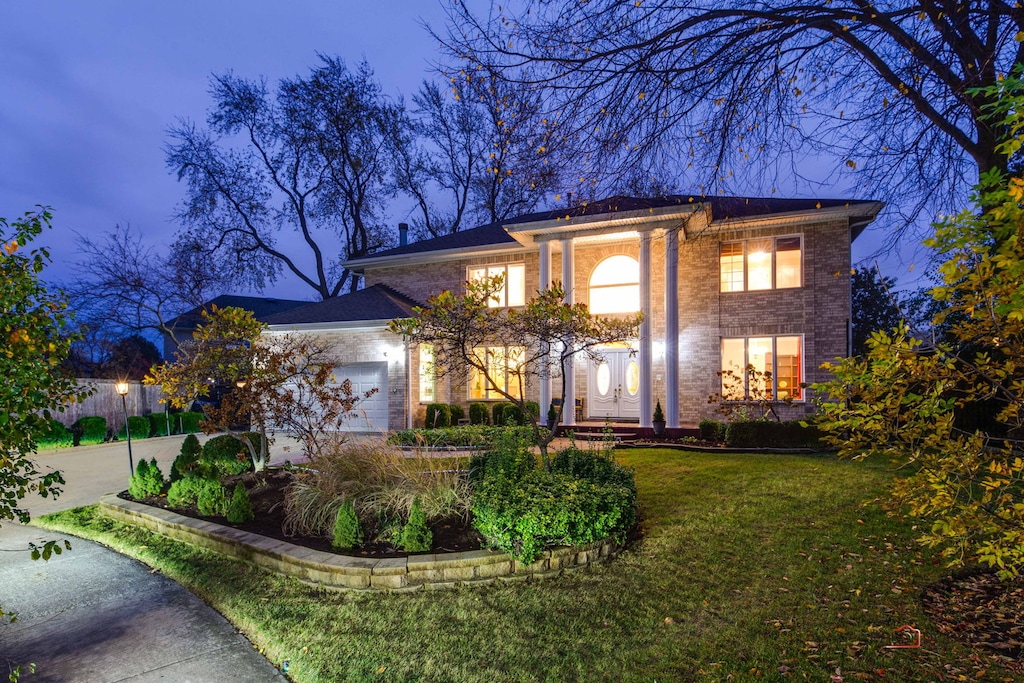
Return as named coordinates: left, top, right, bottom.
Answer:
left=37, top=419, right=73, bottom=449
left=200, top=434, right=259, bottom=475
left=425, top=403, right=452, bottom=428
left=226, top=482, right=254, bottom=524
left=196, top=479, right=227, bottom=516
left=469, top=402, right=489, bottom=425
left=699, top=419, right=726, bottom=442
left=398, top=498, right=432, bottom=552
left=117, top=415, right=151, bottom=441
left=332, top=500, right=363, bottom=551
left=149, top=412, right=173, bottom=437
left=128, top=458, right=165, bottom=499
left=176, top=412, right=203, bottom=434
left=72, top=416, right=107, bottom=446
left=171, top=434, right=203, bottom=481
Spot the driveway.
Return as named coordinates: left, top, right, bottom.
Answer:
left=0, top=434, right=303, bottom=682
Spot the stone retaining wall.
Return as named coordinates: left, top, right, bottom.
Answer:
left=99, top=495, right=618, bottom=591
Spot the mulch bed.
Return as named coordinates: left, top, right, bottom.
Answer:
left=121, top=467, right=484, bottom=558
left=922, top=567, right=1024, bottom=673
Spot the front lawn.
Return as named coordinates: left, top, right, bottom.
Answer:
left=38, top=449, right=1003, bottom=682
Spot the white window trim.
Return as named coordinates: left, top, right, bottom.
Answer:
left=467, top=263, right=526, bottom=308
left=468, top=345, right=525, bottom=401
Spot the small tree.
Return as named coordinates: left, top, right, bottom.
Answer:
left=708, top=364, right=793, bottom=422
left=146, top=306, right=376, bottom=468
left=389, top=276, right=641, bottom=466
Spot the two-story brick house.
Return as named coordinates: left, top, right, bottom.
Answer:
left=262, top=195, right=882, bottom=432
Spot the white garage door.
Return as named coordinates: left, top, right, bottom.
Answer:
left=334, top=362, right=388, bottom=432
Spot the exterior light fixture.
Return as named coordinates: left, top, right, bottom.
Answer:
left=114, top=381, right=134, bottom=477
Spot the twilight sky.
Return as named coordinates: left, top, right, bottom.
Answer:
left=0, top=1, right=918, bottom=303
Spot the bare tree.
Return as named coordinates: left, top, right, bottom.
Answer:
left=396, top=73, right=563, bottom=239
left=438, top=1, right=1024, bottom=241
left=67, top=225, right=231, bottom=344
left=166, top=56, right=400, bottom=299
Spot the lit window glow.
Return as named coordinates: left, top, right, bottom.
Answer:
left=589, top=255, right=640, bottom=314
left=721, top=335, right=803, bottom=400
left=720, top=236, right=802, bottom=292
left=468, top=264, right=526, bottom=307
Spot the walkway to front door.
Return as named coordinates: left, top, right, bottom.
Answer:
left=587, top=347, right=641, bottom=421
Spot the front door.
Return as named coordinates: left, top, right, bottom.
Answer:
left=588, top=348, right=641, bottom=420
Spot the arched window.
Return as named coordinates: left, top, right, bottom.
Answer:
left=589, top=255, right=640, bottom=314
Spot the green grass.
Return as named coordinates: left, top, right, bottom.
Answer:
left=37, top=449, right=1010, bottom=682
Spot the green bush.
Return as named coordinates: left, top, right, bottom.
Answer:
left=699, top=419, right=726, bottom=442
left=166, top=474, right=213, bottom=508
left=449, top=404, right=465, bottom=423
left=472, top=469, right=636, bottom=563
left=171, top=434, right=203, bottom=481
left=468, top=430, right=536, bottom=484
left=149, top=412, right=173, bottom=437
left=550, top=447, right=636, bottom=496
left=200, top=434, right=259, bottom=475
left=176, top=412, right=203, bottom=434
left=469, top=402, right=490, bottom=425
left=398, top=498, right=432, bottom=552
left=37, top=418, right=73, bottom=449
left=724, top=420, right=823, bottom=448
left=196, top=478, right=227, bottom=516
left=117, top=415, right=151, bottom=441
left=128, top=458, right=165, bottom=499
left=226, top=482, right=254, bottom=524
left=72, top=416, right=107, bottom=446
left=332, top=500, right=363, bottom=551
left=501, top=403, right=525, bottom=426
left=425, top=403, right=452, bottom=428
left=388, top=425, right=542, bottom=449
left=491, top=402, right=514, bottom=425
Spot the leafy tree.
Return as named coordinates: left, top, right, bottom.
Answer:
left=815, top=71, right=1024, bottom=578
left=146, top=306, right=376, bottom=467
left=1, top=208, right=89, bottom=619
left=851, top=266, right=905, bottom=356
left=166, top=56, right=400, bottom=299
left=439, top=1, right=1023, bottom=230
left=389, top=276, right=641, bottom=465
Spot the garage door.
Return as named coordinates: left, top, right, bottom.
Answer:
left=334, top=362, right=388, bottom=432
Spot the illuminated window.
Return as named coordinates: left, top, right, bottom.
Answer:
left=418, top=344, right=436, bottom=403
left=589, top=255, right=640, bottom=314
left=720, top=236, right=802, bottom=292
left=469, top=346, right=524, bottom=400
left=721, top=336, right=803, bottom=400
left=468, top=263, right=526, bottom=307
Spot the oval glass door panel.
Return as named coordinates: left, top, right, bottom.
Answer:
left=596, top=363, right=611, bottom=395
left=625, top=360, right=640, bottom=396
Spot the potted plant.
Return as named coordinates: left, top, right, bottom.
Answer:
left=547, top=402, right=558, bottom=430
left=652, top=400, right=666, bottom=437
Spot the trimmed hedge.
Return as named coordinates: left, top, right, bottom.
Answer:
left=388, top=425, right=545, bottom=449
left=425, top=403, right=452, bottom=428
left=724, top=420, right=823, bottom=449
left=699, top=419, right=726, bottom=442
left=200, top=433, right=260, bottom=476
left=149, top=412, right=173, bottom=437
left=450, top=404, right=465, bottom=423
left=117, top=415, right=151, bottom=441
left=37, top=419, right=73, bottom=449
left=72, top=416, right=107, bottom=446
left=176, top=412, right=203, bottom=434
left=490, top=402, right=514, bottom=426
left=469, top=402, right=490, bottom=425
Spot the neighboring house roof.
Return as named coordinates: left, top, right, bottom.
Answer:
left=165, top=295, right=311, bottom=331
left=262, top=284, right=421, bottom=327
left=347, top=194, right=881, bottom=269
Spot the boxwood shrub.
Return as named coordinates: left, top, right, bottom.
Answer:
left=72, top=416, right=107, bottom=446
left=388, top=425, right=543, bottom=449
left=37, top=418, right=73, bottom=449
left=699, top=419, right=726, bottom=442
left=724, top=419, right=823, bottom=449
left=200, top=433, right=260, bottom=475
left=425, top=403, right=452, bottom=428
left=468, top=402, right=489, bottom=425
left=176, top=412, right=203, bottom=434
left=472, top=469, right=636, bottom=563
left=117, top=415, right=152, bottom=441
left=149, top=412, right=173, bottom=437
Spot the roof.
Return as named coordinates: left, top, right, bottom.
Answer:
left=349, top=194, right=881, bottom=267
left=261, top=284, right=421, bottom=326
left=165, top=295, right=311, bottom=330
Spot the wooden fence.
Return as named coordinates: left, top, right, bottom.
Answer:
left=54, top=379, right=168, bottom=429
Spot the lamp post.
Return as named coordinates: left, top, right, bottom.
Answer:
left=115, top=381, right=134, bottom=477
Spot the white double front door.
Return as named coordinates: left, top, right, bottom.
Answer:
left=587, top=347, right=641, bottom=421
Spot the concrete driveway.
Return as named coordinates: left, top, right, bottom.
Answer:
left=0, top=434, right=303, bottom=682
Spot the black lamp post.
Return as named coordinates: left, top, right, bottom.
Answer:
left=115, top=381, right=134, bottom=477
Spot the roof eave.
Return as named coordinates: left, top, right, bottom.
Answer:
left=504, top=205, right=703, bottom=246
left=344, top=242, right=521, bottom=273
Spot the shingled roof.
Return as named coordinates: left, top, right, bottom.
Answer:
left=354, top=194, right=879, bottom=264
left=262, top=284, right=421, bottom=326
left=165, top=294, right=310, bottom=330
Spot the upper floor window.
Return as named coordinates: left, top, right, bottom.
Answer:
left=589, top=255, right=640, bottom=314
left=468, top=263, right=526, bottom=307
left=720, top=236, right=802, bottom=292
left=721, top=335, right=803, bottom=401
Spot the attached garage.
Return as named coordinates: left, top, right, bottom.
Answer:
left=334, top=362, right=388, bottom=432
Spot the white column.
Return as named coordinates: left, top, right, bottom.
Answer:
left=561, top=238, right=576, bottom=426
left=665, top=227, right=680, bottom=428
left=538, top=241, right=552, bottom=421
left=639, top=232, right=652, bottom=428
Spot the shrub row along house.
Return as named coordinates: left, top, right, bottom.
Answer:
left=256, top=195, right=881, bottom=432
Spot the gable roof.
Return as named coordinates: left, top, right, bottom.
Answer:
left=166, top=295, right=311, bottom=330
left=262, top=284, right=421, bottom=327
left=347, top=194, right=881, bottom=269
